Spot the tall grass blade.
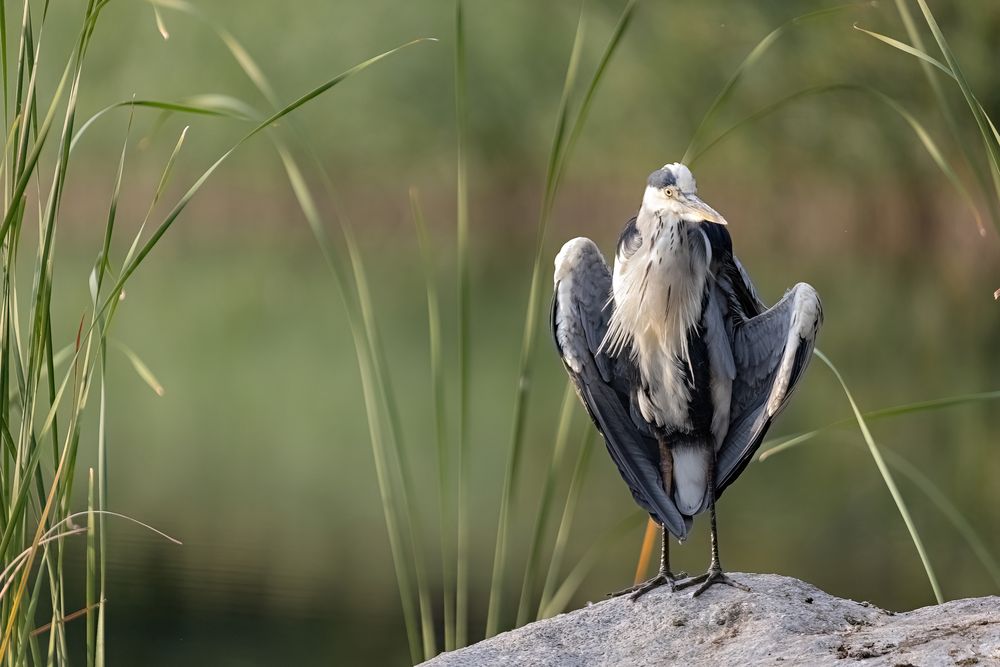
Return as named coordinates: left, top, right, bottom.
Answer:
left=91, top=122, right=133, bottom=659
left=453, top=0, right=471, bottom=648
left=681, top=2, right=869, bottom=165
left=763, top=423, right=1000, bottom=591
left=71, top=98, right=254, bottom=153
left=541, top=8, right=586, bottom=218
left=486, top=0, right=634, bottom=639
left=688, top=84, right=984, bottom=233
left=0, top=1, right=7, bottom=127
left=1, top=370, right=79, bottom=654
left=760, top=390, right=1000, bottom=591
left=113, top=341, right=164, bottom=396
left=853, top=25, right=951, bottom=77
left=95, top=38, right=434, bottom=320
left=152, top=4, right=170, bottom=40
left=266, top=59, right=440, bottom=661
left=551, top=0, right=638, bottom=196
left=86, top=469, right=95, bottom=667
left=890, top=0, right=963, bottom=150
left=814, top=350, right=943, bottom=604
left=537, top=428, right=594, bottom=619
left=123, top=125, right=188, bottom=270
left=276, top=147, right=422, bottom=663
left=411, top=188, right=456, bottom=652
left=854, top=22, right=995, bottom=234
left=341, top=223, right=438, bottom=659
left=4, top=2, right=112, bottom=656
left=880, top=448, right=1000, bottom=590
left=909, top=0, right=1000, bottom=236
left=912, top=0, right=1000, bottom=177
left=514, top=383, right=575, bottom=628
left=0, top=55, right=71, bottom=249
left=95, top=368, right=108, bottom=667
left=174, top=13, right=440, bottom=656
left=482, top=2, right=584, bottom=634
left=758, top=389, right=1000, bottom=461
left=146, top=0, right=280, bottom=107
left=539, top=510, right=645, bottom=619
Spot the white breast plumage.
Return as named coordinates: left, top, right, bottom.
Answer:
left=605, top=210, right=713, bottom=429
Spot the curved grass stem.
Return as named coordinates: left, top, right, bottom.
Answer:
left=814, top=350, right=943, bottom=604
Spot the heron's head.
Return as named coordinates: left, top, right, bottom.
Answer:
left=641, top=163, right=727, bottom=226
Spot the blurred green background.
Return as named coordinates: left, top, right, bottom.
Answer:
left=31, top=0, right=1000, bottom=663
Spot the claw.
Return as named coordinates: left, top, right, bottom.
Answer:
left=628, top=573, right=674, bottom=601
left=676, top=568, right=749, bottom=597
left=607, top=570, right=687, bottom=601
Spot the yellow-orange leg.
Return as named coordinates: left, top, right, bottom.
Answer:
left=633, top=518, right=658, bottom=584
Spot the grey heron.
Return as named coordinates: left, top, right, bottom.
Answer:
left=551, top=163, right=822, bottom=598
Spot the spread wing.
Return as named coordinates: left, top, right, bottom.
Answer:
left=551, top=237, right=689, bottom=539
left=715, top=256, right=823, bottom=495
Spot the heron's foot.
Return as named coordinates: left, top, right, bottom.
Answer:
left=607, top=569, right=688, bottom=601
left=675, top=567, right=749, bottom=598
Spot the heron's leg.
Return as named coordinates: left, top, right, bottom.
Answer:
left=675, top=456, right=750, bottom=597
left=607, top=526, right=686, bottom=599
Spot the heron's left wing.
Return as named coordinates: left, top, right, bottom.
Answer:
left=707, top=222, right=766, bottom=320
left=715, top=270, right=823, bottom=496
left=552, top=238, right=689, bottom=539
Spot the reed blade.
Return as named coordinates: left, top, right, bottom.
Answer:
left=411, top=188, right=456, bottom=652
left=514, top=383, right=576, bottom=628
left=537, top=427, right=594, bottom=619
left=814, top=350, right=943, bottom=604
left=486, top=0, right=635, bottom=639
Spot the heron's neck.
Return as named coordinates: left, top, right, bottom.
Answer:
left=643, top=208, right=691, bottom=260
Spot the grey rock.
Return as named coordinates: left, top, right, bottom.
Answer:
left=423, top=573, right=999, bottom=666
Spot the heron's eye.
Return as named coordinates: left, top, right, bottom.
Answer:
left=662, top=187, right=676, bottom=198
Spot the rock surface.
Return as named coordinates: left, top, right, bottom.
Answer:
left=423, top=573, right=999, bottom=666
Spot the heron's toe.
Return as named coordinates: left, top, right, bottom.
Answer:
left=678, top=569, right=749, bottom=598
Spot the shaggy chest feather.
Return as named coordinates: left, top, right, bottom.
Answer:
left=607, top=212, right=713, bottom=430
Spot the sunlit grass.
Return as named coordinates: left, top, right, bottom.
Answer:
left=0, top=0, right=431, bottom=663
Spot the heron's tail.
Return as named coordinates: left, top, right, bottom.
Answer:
left=671, top=441, right=712, bottom=516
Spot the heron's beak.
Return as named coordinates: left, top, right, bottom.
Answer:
left=680, top=194, right=728, bottom=226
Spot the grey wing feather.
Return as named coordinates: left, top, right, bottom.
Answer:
left=703, top=286, right=736, bottom=447
left=552, top=237, right=689, bottom=539
left=716, top=274, right=823, bottom=496
left=732, top=257, right=767, bottom=312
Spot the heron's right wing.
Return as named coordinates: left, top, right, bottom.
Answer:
left=551, top=238, right=689, bottom=539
